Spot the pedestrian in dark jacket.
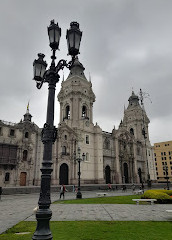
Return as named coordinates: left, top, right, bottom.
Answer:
left=59, top=184, right=66, bottom=199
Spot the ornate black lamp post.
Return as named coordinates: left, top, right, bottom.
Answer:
left=75, top=146, right=85, bottom=199
left=140, top=89, right=152, bottom=188
left=142, top=128, right=151, bottom=188
left=163, top=166, right=169, bottom=190
left=32, top=20, right=82, bottom=240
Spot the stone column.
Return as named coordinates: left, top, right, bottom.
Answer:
left=115, top=138, right=122, bottom=183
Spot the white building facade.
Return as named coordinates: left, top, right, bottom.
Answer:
left=0, top=58, right=156, bottom=186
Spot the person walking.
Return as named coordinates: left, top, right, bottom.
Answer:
left=132, top=184, right=135, bottom=193
left=72, top=185, right=76, bottom=192
left=59, top=184, right=66, bottom=200
left=108, top=183, right=112, bottom=191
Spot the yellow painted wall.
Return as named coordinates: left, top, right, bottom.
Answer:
left=154, top=141, right=172, bottom=183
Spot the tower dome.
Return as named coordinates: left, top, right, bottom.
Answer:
left=23, top=103, right=32, bottom=122
left=128, top=91, right=140, bottom=108
left=66, top=56, right=87, bottom=81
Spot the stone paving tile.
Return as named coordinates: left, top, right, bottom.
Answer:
left=0, top=194, right=39, bottom=234
left=27, top=203, right=172, bottom=222
left=1, top=191, right=172, bottom=234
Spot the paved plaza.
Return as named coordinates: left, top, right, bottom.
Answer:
left=0, top=190, right=172, bottom=234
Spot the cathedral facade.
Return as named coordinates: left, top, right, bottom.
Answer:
left=0, top=58, right=156, bottom=187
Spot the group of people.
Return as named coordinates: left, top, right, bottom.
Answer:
left=59, top=184, right=78, bottom=199
left=108, top=183, right=144, bottom=192
left=59, top=182, right=145, bottom=200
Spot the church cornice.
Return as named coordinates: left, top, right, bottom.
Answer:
left=65, top=74, right=87, bottom=82
left=58, top=90, right=95, bottom=103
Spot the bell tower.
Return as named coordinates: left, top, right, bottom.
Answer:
left=123, top=91, right=150, bottom=141
left=58, top=57, right=95, bottom=128
left=23, top=103, right=32, bottom=122
left=56, top=57, right=104, bottom=185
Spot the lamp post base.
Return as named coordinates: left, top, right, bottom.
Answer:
left=76, top=191, right=82, bottom=199
left=32, top=208, right=52, bottom=240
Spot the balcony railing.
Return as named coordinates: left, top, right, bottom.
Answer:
left=0, top=157, right=17, bottom=165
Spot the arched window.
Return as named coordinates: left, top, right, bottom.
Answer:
left=130, top=128, right=134, bottom=136
left=25, top=132, right=29, bottom=138
left=104, top=138, right=110, bottom=149
left=10, top=129, right=15, bottom=136
left=5, top=172, right=10, bottom=182
left=62, top=146, right=67, bottom=155
left=82, top=105, right=87, bottom=118
left=23, top=150, right=28, bottom=161
left=65, top=105, right=70, bottom=119
left=86, top=135, right=89, bottom=144
left=142, top=128, right=146, bottom=139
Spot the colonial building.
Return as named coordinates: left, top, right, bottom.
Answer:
left=0, top=58, right=156, bottom=186
left=0, top=108, right=43, bottom=187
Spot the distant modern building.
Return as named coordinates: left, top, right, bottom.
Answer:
left=0, top=58, right=156, bottom=187
left=154, top=141, right=172, bottom=183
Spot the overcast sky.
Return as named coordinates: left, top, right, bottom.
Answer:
left=0, top=0, right=172, bottom=145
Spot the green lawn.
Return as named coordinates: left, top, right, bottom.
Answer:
left=0, top=221, right=172, bottom=240
left=54, top=194, right=141, bottom=204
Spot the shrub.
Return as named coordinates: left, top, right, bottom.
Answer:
left=152, top=189, right=172, bottom=196
left=142, top=190, right=172, bottom=204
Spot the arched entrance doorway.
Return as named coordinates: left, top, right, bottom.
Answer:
left=138, top=168, right=142, bottom=183
left=20, top=172, right=27, bottom=186
left=123, top=163, right=129, bottom=183
left=105, top=165, right=111, bottom=184
left=59, top=163, right=69, bottom=185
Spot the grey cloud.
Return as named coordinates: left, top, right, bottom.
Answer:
left=0, top=0, right=172, bottom=144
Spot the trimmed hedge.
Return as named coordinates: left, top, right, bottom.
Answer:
left=142, top=189, right=172, bottom=204
left=152, top=189, right=172, bottom=196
